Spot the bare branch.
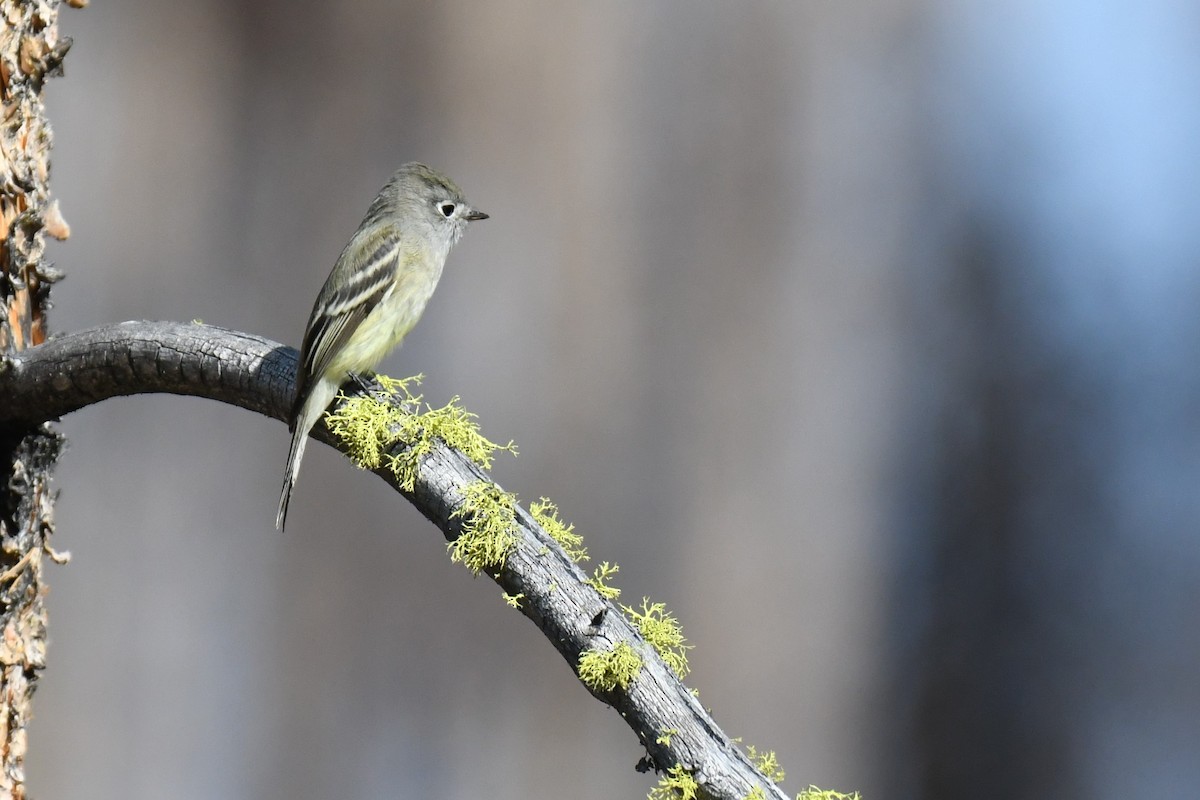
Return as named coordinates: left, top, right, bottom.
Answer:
left=0, top=319, right=786, bottom=800
left=0, top=320, right=293, bottom=425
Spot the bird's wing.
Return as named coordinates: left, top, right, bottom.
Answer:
left=290, top=229, right=402, bottom=424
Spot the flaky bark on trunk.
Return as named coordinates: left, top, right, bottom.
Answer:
left=0, top=1, right=76, bottom=797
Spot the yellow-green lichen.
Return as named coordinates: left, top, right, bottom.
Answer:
left=323, top=374, right=515, bottom=492
left=648, top=764, right=698, bottom=800
left=624, top=598, right=693, bottom=680
left=746, top=745, right=785, bottom=784
left=502, top=591, right=524, bottom=608
left=529, top=497, right=588, bottom=563
left=744, top=787, right=767, bottom=800
left=447, top=481, right=518, bottom=574
left=585, top=561, right=622, bottom=600
left=796, top=788, right=861, bottom=800
left=656, top=728, right=679, bottom=746
left=413, top=394, right=516, bottom=467
left=578, top=641, right=642, bottom=692
left=323, top=377, right=416, bottom=472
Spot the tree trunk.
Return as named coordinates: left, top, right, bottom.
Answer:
left=0, top=1, right=74, bottom=796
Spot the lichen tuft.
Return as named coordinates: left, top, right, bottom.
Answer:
left=529, top=497, right=588, bottom=563
left=796, top=787, right=861, bottom=800
left=448, top=481, right=518, bottom=574
left=585, top=561, right=621, bottom=600
left=578, top=641, right=642, bottom=692
left=624, top=598, right=693, bottom=680
left=323, top=374, right=515, bottom=493
left=648, top=764, right=698, bottom=800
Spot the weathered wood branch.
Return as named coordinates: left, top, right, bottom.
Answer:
left=0, top=321, right=294, bottom=424
left=0, top=320, right=786, bottom=800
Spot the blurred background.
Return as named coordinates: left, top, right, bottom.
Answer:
left=32, top=1, right=1199, bottom=798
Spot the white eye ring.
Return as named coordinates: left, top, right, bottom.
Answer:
left=438, top=202, right=457, bottom=218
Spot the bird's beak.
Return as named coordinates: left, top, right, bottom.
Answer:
left=466, top=209, right=489, bottom=221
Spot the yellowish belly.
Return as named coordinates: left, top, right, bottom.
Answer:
left=324, top=278, right=438, bottom=377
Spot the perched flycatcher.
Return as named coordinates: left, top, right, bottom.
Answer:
left=277, top=162, right=487, bottom=530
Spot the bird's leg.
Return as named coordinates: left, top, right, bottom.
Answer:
left=344, top=371, right=378, bottom=394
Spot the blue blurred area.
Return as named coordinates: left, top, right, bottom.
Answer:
left=896, top=2, right=1200, bottom=796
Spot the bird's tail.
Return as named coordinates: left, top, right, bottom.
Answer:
left=276, top=425, right=308, bottom=531
left=276, top=378, right=337, bottom=531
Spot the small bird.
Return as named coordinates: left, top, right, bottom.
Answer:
left=277, top=163, right=488, bottom=530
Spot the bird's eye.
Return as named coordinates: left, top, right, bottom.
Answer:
left=438, top=202, right=457, bottom=218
